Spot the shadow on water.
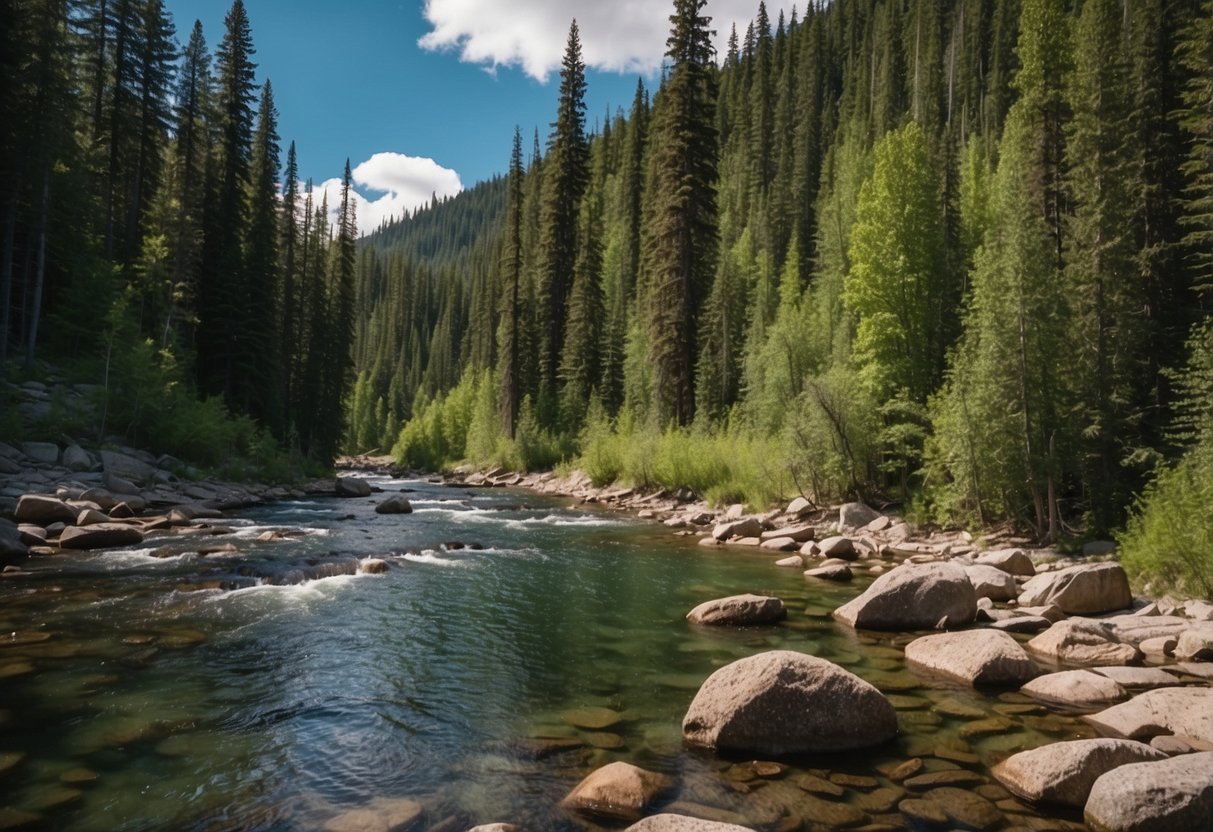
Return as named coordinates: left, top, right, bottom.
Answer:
left=0, top=475, right=1096, bottom=831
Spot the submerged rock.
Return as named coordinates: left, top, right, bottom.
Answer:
left=686, top=594, right=787, bottom=626
left=682, top=650, right=897, bottom=755
left=991, top=738, right=1166, bottom=807
left=1084, top=752, right=1213, bottom=832
left=625, top=814, right=750, bottom=832
left=561, top=761, right=675, bottom=822
left=904, top=629, right=1034, bottom=686
left=833, top=562, right=977, bottom=631
left=323, top=797, right=424, bottom=832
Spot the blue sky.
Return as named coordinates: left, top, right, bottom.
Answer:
left=163, top=0, right=795, bottom=233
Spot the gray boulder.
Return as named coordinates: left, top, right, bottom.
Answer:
left=100, top=449, right=157, bottom=482
left=838, top=501, right=880, bottom=529
left=0, top=519, right=28, bottom=563
left=711, top=516, right=763, bottom=541
left=686, top=594, right=787, bottom=626
left=374, top=495, right=413, bottom=515
left=335, top=477, right=372, bottom=498
left=817, top=535, right=857, bottom=560
left=20, top=441, right=59, bottom=464
left=1085, top=752, right=1213, bottom=832
left=1175, top=623, right=1213, bottom=661
left=626, top=815, right=751, bottom=832
left=1020, top=670, right=1128, bottom=709
left=833, top=562, right=977, bottom=631
left=62, top=444, right=93, bottom=472
left=1086, top=687, right=1213, bottom=744
left=1017, top=562, right=1132, bottom=615
left=682, top=650, right=896, bottom=755
left=904, top=629, right=1035, bottom=686
left=561, top=762, right=675, bottom=822
left=991, top=738, right=1167, bottom=807
left=964, top=564, right=1019, bottom=601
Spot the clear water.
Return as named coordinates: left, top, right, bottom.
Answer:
left=0, top=476, right=1095, bottom=830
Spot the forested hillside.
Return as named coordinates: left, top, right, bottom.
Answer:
left=1, top=0, right=357, bottom=469
left=351, top=0, right=1213, bottom=588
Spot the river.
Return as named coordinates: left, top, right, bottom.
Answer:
left=0, top=474, right=1093, bottom=830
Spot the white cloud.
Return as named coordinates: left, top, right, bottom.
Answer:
left=309, top=152, right=464, bottom=237
left=419, top=0, right=799, bottom=81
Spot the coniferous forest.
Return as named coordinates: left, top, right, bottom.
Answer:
left=4, top=0, right=1213, bottom=592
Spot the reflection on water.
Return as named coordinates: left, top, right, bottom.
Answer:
left=0, top=477, right=1096, bottom=830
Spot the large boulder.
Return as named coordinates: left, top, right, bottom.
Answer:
left=686, top=594, right=787, bottom=626
left=335, top=477, right=372, bottom=498
left=58, top=523, right=145, bottom=550
left=991, top=738, right=1167, bottom=808
left=682, top=650, right=896, bottom=755
left=100, top=449, right=157, bottom=482
left=1175, top=623, right=1213, bottom=661
left=1021, top=670, right=1128, bottom=709
left=974, top=548, right=1036, bottom=577
left=560, top=762, right=675, bottom=822
left=838, top=502, right=880, bottom=529
left=1017, top=562, right=1132, bottom=615
left=711, top=516, right=764, bottom=541
left=964, top=564, right=1019, bottom=601
left=1085, top=687, right=1213, bottom=743
left=904, top=629, right=1035, bottom=686
left=374, top=495, right=413, bottom=515
left=1027, top=619, right=1142, bottom=666
left=625, top=815, right=751, bottom=832
left=14, top=494, right=77, bottom=525
left=833, top=562, right=977, bottom=631
left=1084, top=752, right=1213, bottom=832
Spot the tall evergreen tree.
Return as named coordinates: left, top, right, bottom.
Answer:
left=243, top=79, right=281, bottom=429
left=498, top=127, right=524, bottom=438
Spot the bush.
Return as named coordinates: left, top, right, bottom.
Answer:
left=1120, top=443, right=1213, bottom=598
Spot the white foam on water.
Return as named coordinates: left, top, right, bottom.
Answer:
left=504, top=513, right=624, bottom=530
left=230, top=524, right=329, bottom=540
left=205, top=571, right=367, bottom=603
left=402, top=550, right=476, bottom=569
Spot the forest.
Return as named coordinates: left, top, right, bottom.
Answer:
left=2, top=0, right=1213, bottom=593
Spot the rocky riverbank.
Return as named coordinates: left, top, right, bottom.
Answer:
left=422, top=461, right=1213, bottom=831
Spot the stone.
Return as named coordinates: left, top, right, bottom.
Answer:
left=965, top=564, right=1019, bottom=601
left=922, top=787, right=1003, bottom=831
left=711, top=517, right=764, bottom=541
left=1175, top=623, right=1213, bottom=661
left=1084, top=752, right=1213, bottom=832
left=75, top=508, right=110, bottom=527
left=759, top=537, right=798, bottom=552
left=374, top=496, right=412, bottom=515
left=833, top=562, right=977, bottom=631
left=1021, top=670, right=1128, bottom=709
left=1151, top=735, right=1213, bottom=755
left=102, top=472, right=140, bottom=495
left=774, top=555, right=804, bottom=568
left=904, top=630, right=1035, bottom=686
left=865, top=515, right=893, bottom=533
left=14, top=494, right=77, bottom=525
left=1085, top=687, right=1213, bottom=743
left=335, top=477, right=372, bottom=498
left=100, top=449, right=157, bottom=482
left=992, top=738, right=1168, bottom=809
left=974, top=548, right=1036, bottom=577
left=58, top=524, right=145, bottom=550
left=682, top=650, right=896, bottom=755
left=989, top=615, right=1053, bottom=634
left=561, top=762, right=675, bottom=822
left=1101, top=614, right=1191, bottom=645
left=61, top=444, right=92, bottom=471
left=786, top=496, right=812, bottom=517
left=20, top=441, right=59, bottom=464
left=1017, top=562, right=1132, bottom=615
left=762, top=524, right=815, bottom=542
left=1138, top=636, right=1177, bottom=658
left=1027, top=619, right=1142, bottom=666
left=902, top=770, right=987, bottom=790
left=686, top=594, right=787, bottom=626
left=817, top=535, right=857, bottom=560
left=323, top=797, right=423, bottom=832
left=1184, top=600, right=1213, bottom=621
left=359, top=559, right=389, bottom=574
left=1089, top=666, right=1180, bottom=690
left=804, top=564, right=852, bottom=581
left=561, top=707, right=622, bottom=730
left=839, top=502, right=880, bottom=529
left=625, top=815, right=751, bottom=832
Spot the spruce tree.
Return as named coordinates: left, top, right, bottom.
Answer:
left=498, top=127, right=524, bottom=438
left=641, top=0, right=718, bottom=426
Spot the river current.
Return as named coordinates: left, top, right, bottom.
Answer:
left=0, top=474, right=1094, bottom=830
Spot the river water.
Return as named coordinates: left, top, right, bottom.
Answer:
left=0, top=475, right=1095, bottom=831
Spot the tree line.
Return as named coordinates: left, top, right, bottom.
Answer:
left=1, top=0, right=355, bottom=465
left=353, top=0, right=1213, bottom=579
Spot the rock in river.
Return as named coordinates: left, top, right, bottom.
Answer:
left=682, top=650, right=897, bottom=755
left=1027, top=618, right=1141, bottom=666
left=1084, top=752, right=1213, bottom=832
left=1017, top=562, right=1132, bottom=615
left=561, top=761, right=676, bottom=822
left=14, top=494, right=77, bottom=525
left=991, top=738, right=1167, bottom=807
left=833, top=562, right=977, bottom=631
left=1085, top=687, right=1213, bottom=744
left=686, top=594, right=786, bottom=626
left=335, top=477, right=372, bottom=498
left=58, top=523, right=145, bottom=550
left=625, top=814, right=751, bottom=832
left=904, top=629, right=1034, bottom=686
left=1020, top=670, right=1128, bottom=709
left=374, top=495, right=413, bottom=515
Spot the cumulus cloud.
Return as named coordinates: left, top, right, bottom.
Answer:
left=310, top=152, right=464, bottom=237
left=419, top=0, right=798, bottom=81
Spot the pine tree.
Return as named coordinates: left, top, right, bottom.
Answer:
left=534, top=20, right=589, bottom=417
left=498, top=127, right=524, bottom=437
left=280, top=140, right=300, bottom=434
left=1179, top=0, right=1213, bottom=296
left=243, top=80, right=281, bottom=429
left=641, top=0, right=718, bottom=426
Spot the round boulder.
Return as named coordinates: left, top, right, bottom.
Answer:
left=833, top=562, right=977, bottom=631
left=374, top=495, right=413, bottom=515
left=1085, top=752, right=1213, bottom=832
left=904, top=629, right=1035, bottom=686
left=335, top=477, right=372, bottom=498
left=991, top=738, right=1166, bottom=807
left=682, top=650, right=897, bottom=755
left=1020, top=670, right=1128, bottom=709
left=561, top=761, right=675, bottom=822
left=686, top=594, right=787, bottom=626
left=964, top=564, right=1019, bottom=601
